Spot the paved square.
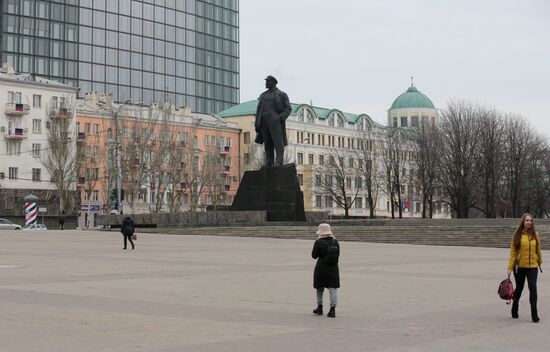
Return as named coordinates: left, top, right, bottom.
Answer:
left=0, top=229, right=547, bottom=351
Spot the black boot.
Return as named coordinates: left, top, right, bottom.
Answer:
left=532, top=308, right=540, bottom=323
left=327, top=306, right=336, bottom=318
left=511, top=304, right=519, bottom=319
left=313, top=304, right=323, bottom=315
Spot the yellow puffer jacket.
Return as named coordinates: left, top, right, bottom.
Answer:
left=507, top=231, right=543, bottom=271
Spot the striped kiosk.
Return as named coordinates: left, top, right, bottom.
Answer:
left=24, top=194, right=39, bottom=227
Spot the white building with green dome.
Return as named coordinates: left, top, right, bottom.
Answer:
left=388, top=84, right=437, bottom=128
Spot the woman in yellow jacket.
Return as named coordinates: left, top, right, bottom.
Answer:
left=507, top=213, right=542, bottom=322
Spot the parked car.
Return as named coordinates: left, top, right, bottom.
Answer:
left=22, top=223, right=48, bottom=231
left=0, top=218, right=22, bottom=230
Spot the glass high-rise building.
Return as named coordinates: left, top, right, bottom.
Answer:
left=0, top=0, right=239, bottom=114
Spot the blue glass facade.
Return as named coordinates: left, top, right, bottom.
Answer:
left=0, top=0, right=239, bottom=114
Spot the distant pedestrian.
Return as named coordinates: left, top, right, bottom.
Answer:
left=58, top=210, right=65, bottom=230
left=507, top=213, right=543, bottom=322
left=311, top=223, right=340, bottom=318
left=120, top=215, right=135, bottom=250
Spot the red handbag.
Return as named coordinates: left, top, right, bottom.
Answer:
left=497, top=278, right=514, bottom=304
left=132, top=234, right=137, bottom=241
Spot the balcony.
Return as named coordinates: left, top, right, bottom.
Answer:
left=221, top=165, right=230, bottom=174
left=4, top=103, right=30, bottom=115
left=224, top=184, right=231, bottom=192
left=49, top=107, right=71, bottom=119
left=77, top=177, right=86, bottom=187
left=219, top=146, right=231, bottom=154
left=4, top=127, right=27, bottom=139
left=76, top=132, right=86, bottom=142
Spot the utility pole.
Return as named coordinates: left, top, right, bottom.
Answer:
left=115, top=108, right=122, bottom=214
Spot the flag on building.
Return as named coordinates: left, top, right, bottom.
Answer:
left=14, top=128, right=23, bottom=136
left=15, top=103, right=24, bottom=111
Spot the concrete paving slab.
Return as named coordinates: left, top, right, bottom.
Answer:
left=0, top=229, right=548, bottom=352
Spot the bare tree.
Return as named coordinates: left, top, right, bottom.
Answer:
left=438, top=100, right=482, bottom=218
left=315, top=148, right=360, bottom=218
left=355, top=127, right=379, bottom=218
left=81, top=141, right=100, bottom=227
left=414, top=120, right=441, bottom=218
left=518, top=132, right=549, bottom=217
left=477, top=107, right=506, bottom=218
left=502, top=114, right=535, bottom=217
left=41, top=96, right=82, bottom=214
left=148, top=105, right=175, bottom=213
left=377, top=128, right=412, bottom=218
left=120, top=106, right=158, bottom=213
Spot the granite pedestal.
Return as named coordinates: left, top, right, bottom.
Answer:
left=230, top=164, right=306, bottom=221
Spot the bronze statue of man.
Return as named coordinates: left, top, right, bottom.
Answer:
left=254, top=75, right=292, bottom=167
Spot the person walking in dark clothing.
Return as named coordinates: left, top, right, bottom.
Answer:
left=120, top=215, right=135, bottom=250
left=58, top=210, right=65, bottom=230
left=311, top=223, right=340, bottom=318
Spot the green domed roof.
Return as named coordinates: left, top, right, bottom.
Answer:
left=390, top=85, right=435, bottom=110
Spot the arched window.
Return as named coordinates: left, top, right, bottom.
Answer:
left=359, top=118, right=372, bottom=131
left=337, top=114, right=345, bottom=128
left=298, top=108, right=305, bottom=123
left=328, top=115, right=334, bottom=126
left=299, top=107, right=315, bottom=124
left=306, top=109, right=315, bottom=124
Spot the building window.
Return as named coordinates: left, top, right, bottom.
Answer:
left=243, top=132, right=250, bottom=144
left=33, top=94, right=42, bottom=108
left=244, top=153, right=250, bottom=165
left=355, top=197, right=363, bottom=208
left=93, top=124, right=100, bottom=134
left=319, top=155, right=324, bottom=165
left=297, top=152, right=303, bottom=165
left=346, top=176, right=352, bottom=189
left=411, top=116, right=419, bottom=127
left=33, top=119, right=41, bottom=133
left=315, top=174, right=322, bottom=186
left=9, top=167, right=18, bottom=180
left=84, top=191, right=90, bottom=201
left=32, top=144, right=41, bottom=158
left=400, top=116, right=408, bottom=127
left=393, top=116, right=398, bottom=128
left=316, top=195, right=322, bottom=208
left=6, top=142, right=21, bottom=155
left=348, top=158, right=354, bottom=167
left=32, top=168, right=41, bottom=181
left=325, top=196, right=333, bottom=208
left=355, top=177, right=362, bottom=189
left=308, top=154, right=314, bottom=165
left=93, top=190, right=99, bottom=201
left=297, top=173, right=303, bottom=186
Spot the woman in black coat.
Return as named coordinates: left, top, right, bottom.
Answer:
left=120, top=215, right=135, bottom=250
left=311, top=223, right=340, bottom=318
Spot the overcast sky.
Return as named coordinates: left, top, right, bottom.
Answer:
left=239, top=0, right=550, bottom=133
